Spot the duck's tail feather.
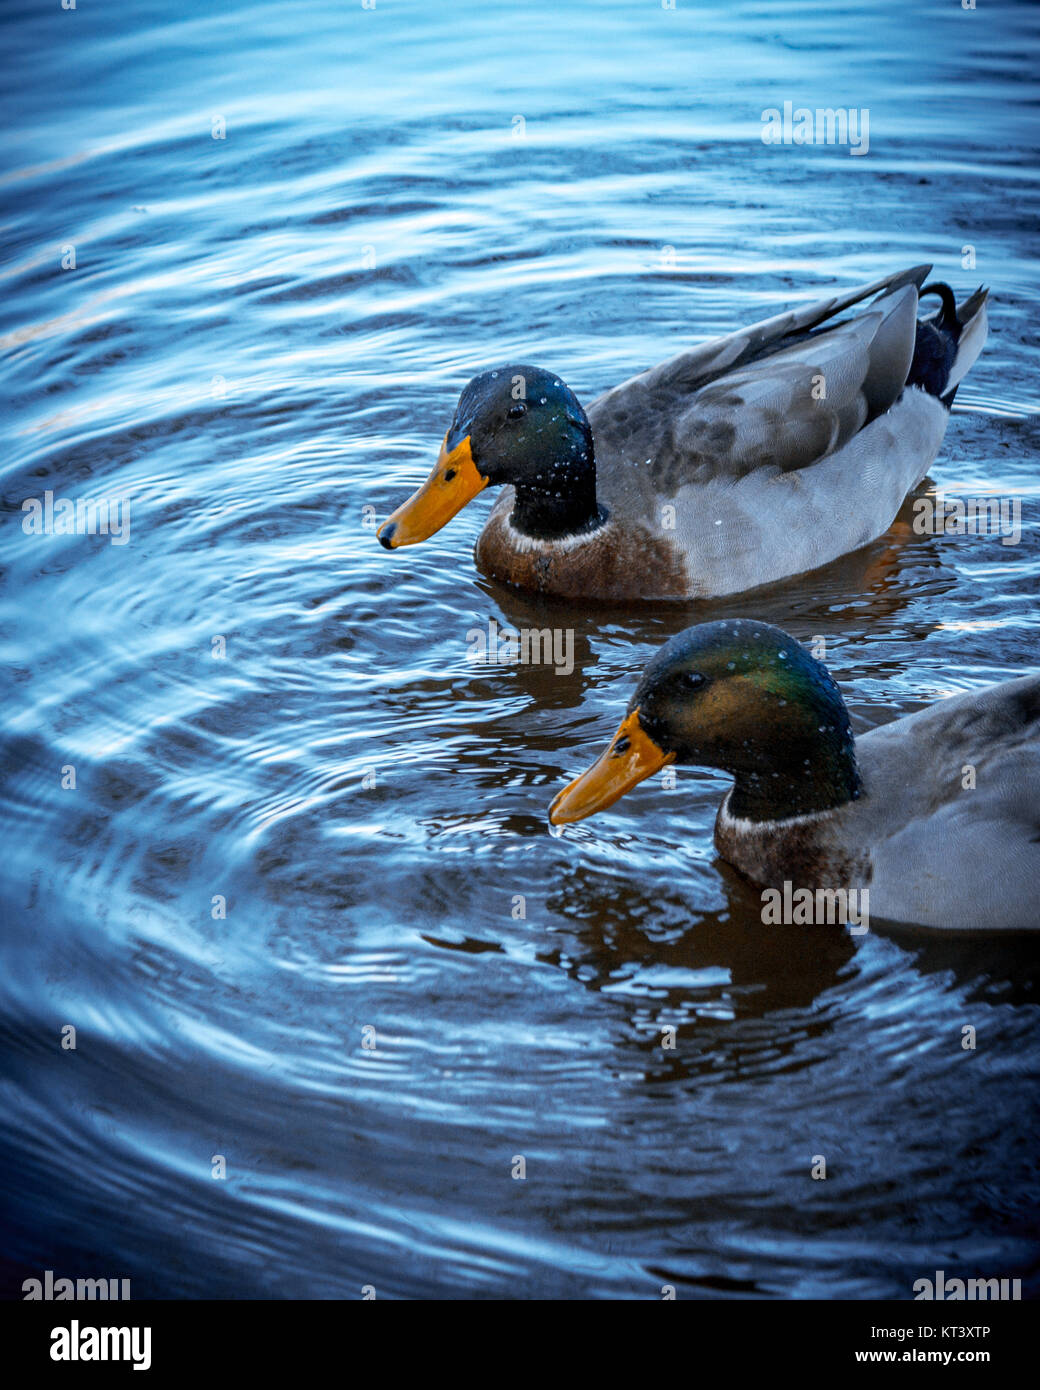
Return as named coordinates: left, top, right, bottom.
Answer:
left=919, top=282, right=961, bottom=337
left=957, top=285, right=989, bottom=325
left=942, top=286, right=989, bottom=405
left=907, top=283, right=988, bottom=406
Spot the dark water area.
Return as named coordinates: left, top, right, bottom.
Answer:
left=1, top=0, right=1039, bottom=1299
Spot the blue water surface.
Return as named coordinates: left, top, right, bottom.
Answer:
left=1, top=0, right=1039, bottom=1298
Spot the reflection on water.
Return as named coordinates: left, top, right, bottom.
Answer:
left=1, top=0, right=1038, bottom=1299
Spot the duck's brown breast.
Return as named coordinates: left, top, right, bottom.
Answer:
left=473, top=506, right=689, bottom=601
left=713, top=791, right=870, bottom=895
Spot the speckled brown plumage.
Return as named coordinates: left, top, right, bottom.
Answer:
left=714, top=792, right=870, bottom=897
left=474, top=507, right=688, bottom=601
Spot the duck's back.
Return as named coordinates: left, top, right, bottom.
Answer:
left=850, top=674, right=1040, bottom=930
left=582, top=266, right=985, bottom=599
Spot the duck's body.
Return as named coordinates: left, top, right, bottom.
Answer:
left=381, top=266, right=989, bottom=602
left=549, top=622, right=1039, bottom=932
left=716, top=672, right=1040, bottom=931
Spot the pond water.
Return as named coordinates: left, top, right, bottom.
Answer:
left=1, top=0, right=1038, bottom=1298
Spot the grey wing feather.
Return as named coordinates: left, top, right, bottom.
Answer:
left=588, top=265, right=930, bottom=487
left=656, top=282, right=919, bottom=487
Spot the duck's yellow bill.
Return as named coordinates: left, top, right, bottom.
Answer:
left=378, top=434, right=488, bottom=549
left=548, top=708, right=674, bottom=825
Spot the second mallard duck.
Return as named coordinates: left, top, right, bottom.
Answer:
left=548, top=621, right=1040, bottom=931
left=378, top=265, right=988, bottom=601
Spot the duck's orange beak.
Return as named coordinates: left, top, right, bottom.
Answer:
left=549, top=709, right=674, bottom=825
left=378, top=434, right=488, bottom=549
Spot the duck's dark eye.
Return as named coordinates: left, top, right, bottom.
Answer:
left=507, top=402, right=527, bottom=419
left=681, top=671, right=707, bottom=692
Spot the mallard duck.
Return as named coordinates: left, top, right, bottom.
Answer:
left=548, top=621, right=1040, bottom=931
left=378, top=266, right=988, bottom=601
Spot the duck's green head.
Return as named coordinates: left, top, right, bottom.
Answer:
left=378, top=366, right=598, bottom=549
left=549, top=620, right=861, bottom=826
